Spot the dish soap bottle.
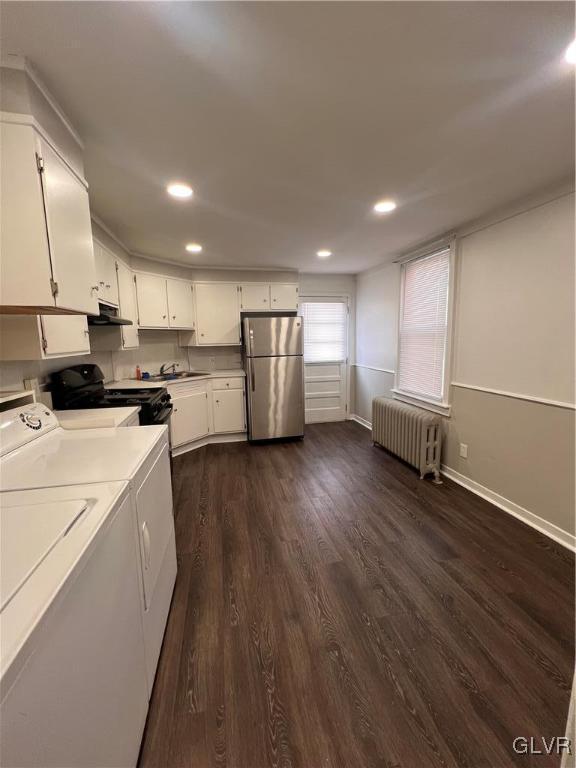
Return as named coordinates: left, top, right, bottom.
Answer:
left=136, top=365, right=142, bottom=381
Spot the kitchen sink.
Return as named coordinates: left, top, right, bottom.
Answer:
left=145, top=371, right=210, bottom=382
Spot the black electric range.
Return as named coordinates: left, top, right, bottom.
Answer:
left=50, top=364, right=172, bottom=426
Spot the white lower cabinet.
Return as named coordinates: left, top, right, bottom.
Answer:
left=170, top=390, right=210, bottom=447
left=0, top=315, right=90, bottom=360
left=212, top=388, right=245, bottom=433
left=169, top=377, right=246, bottom=450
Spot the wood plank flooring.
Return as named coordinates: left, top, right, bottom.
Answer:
left=139, top=421, right=574, bottom=768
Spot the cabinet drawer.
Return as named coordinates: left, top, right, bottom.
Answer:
left=167, top=380, right=208, bottom=398
left=212, top=377, right=244, bottom=391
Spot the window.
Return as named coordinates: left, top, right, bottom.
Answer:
left=299, top=300, right=347, bottom=363
left=396, top=247, right=451, bottom=406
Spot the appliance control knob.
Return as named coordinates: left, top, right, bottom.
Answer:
left=20, top=412, right=42, bottom=430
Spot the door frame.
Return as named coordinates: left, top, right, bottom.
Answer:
left=299, top=293, right=353, bottom=422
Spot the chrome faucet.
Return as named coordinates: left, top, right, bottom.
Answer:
left=160, top=362, right=178, bottom=375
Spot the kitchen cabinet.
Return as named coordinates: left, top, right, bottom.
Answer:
left=211, top=388, right=245, bottom=433
left=194, top=283, right=241, bottom=345
left=0, top=314, right=90, bottom=360
left=117, top=261, right=139, bottom=349
left=94, top=241, right=119, bottom=306
left=240, top=284, right=270, bottom=311
left=167, top=279, right=195, bottom=329
left=0, top=122, right=98, bottom=315
left=271, top=284, right=299, bottom=310
left=135, top=274, right=169, bottom=328
left=170, top=390, right=210, bottom=447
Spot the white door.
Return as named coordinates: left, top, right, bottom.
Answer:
left=39, top=139, right=98, bottom=315
left=170, top=391, right=210, bottom=447
left=94, top=242, right=119, bottom=306
left=271, top=284, right=298, bottom=310
left=299, top=298, right=349, bottom=423
left=167, top=279, right=195, bottom=329
left=195, top=283, right=241, bottom=345
left=212, top=388, right=245, bottom=433
left=135, top=274, right=169, bottom=328
left=240, top=284, right=270, bottom=311
left=117, top=261, right=139, bottom=349
left=41, top=315, right=91, bottom=357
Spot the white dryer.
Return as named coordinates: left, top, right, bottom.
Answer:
left=0, top=402, right=177, bottom=695
left=1, top=482, right=149, bottom=768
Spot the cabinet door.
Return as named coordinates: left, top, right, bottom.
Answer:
left=195, top=284, right=240, bottom=345
left=167, top=279, right=195, bottom=329
left=41, top=315, right=90, bottom=356
left=270, top=284, right=299, bottom=310
left=94, top=242, right=119, bottom=306
left=212, top=388, right=245, bottom=433
left=135, top=274, right=169, bottom=328
left=117, top=261, right=139, bottom=349
left=240, top=284, right=270, bottom=311
left=39, top=139, right=98, bottom=315
left=0, top=123, right=54, bottom=309
left=170, top=391, right=210, bottom=447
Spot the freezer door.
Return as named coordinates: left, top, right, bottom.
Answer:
left=243, top=316, right=303, bottom=357
left=246, top=355, right=304, bottom=439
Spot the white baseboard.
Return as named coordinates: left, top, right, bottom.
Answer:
left=171, top=432, right=247, bottom=457
left=349, top=414, right=372, bottom=430
left=441, top=464, right=576, bottom=552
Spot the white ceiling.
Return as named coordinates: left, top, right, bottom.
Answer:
left=1, top=2, right=573, bottom=273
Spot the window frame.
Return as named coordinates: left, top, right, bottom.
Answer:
left=298, top=295, right=350, bottom=365
left=392, top=240, right=456, bottom=417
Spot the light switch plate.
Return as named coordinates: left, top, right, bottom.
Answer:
left=459, top=443, right=468, bottom=459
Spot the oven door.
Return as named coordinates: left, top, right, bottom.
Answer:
left=152, top=405, right=173, bottom=426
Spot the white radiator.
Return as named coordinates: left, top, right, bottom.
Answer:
left=372, top=397, right=442, bottom=483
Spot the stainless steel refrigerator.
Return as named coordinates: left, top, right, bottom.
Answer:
left=243, top=316, right=304, bottom=440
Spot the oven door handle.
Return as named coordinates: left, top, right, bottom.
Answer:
left=155, top=405, right=173, bottom=424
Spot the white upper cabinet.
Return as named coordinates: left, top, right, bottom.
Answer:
left=195, top=284, right=241, bottom=345
left=0, top=314, right=90, bottom=360
left=39, top=137, right=98, bottom=315
left=240, top=284, right=270, bottom=311
left=94, top=241, right=119, bottom=306
left=135, top=274, right=169, bottom=328
left=166, top=279, right=195, bottom=329
left=271, top=284, right=299, bottom=310
left=40, top=315, right=91, bottom=357
left=117, top=261, right=139, bottom=349
left=0, top=122, right=98, bottom=315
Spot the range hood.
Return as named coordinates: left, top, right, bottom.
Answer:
left=87, top=302, right=133, bottom=326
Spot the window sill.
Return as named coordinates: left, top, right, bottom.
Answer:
left=392, top=389, right=451, bottom=417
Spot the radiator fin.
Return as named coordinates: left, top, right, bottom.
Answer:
left=371, top=397, right=442, bottom=481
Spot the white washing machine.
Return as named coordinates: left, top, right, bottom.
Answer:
left=0, top=402, right=177, bottom=696
left=1, top=481, right=149, bottom=768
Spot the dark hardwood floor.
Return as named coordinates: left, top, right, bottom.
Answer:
left=139, top=421, right=575, bottom=768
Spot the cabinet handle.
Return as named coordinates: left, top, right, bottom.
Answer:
left=201, top=333, right=204, bottom=337
left=216, top=399, right=219, bottom=404
left=226, top=383, right=229, bottom=387
left=172, top=315, right=176, bottom=319
left=273, top=298, right=277, bottom=302
left=174, top=408, right=178, bottom=412
left=84, top=329, right=89, bottom=336
left=91, top=285, right=99, bottom=293
left=162, top=315, right=166, bottom=319
left=106, top=284, right=111, bottom=289
left=99, top=281, right=105, bottom=286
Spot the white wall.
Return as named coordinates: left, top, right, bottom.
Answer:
left=353, top=190, right=575, bottom=541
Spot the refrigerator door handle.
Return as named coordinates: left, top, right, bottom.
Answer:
left=251, top=363, right=256, bottom=392
left=248, top=327, right=254, bottom=356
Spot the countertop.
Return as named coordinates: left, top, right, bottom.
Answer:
left=55, top=406, right=141, bottom=429
left=104, top=369, right=246, bottom=390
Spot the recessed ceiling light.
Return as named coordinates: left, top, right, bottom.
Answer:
left=167, top=182, right=193, bottom=199
left=316, top=249, right=332, bottom=258
left=373, top=199, right=397, bottom=214
left=185, top=243, right=203, bottom=253
left=565, top=40, right=576, bottom=64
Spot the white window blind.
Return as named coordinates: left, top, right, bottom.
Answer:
left=299, top=300, right=347, bottom=363
left=397, top=248, right=450, bottom=402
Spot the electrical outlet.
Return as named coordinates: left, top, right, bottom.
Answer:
left=459, top=443, right=468, bottom=459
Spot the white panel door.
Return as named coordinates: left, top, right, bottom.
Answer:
left=300, top=298, right=349, bottom=423
left=167, top=279, right=195, bottom=329
left=240, top=284, right=270, bottom=311
left=135, top=274, right=169, bottom=328
left=212, top=388, right=245, bottom=433
left=271, top=284, right=298, bottom=310
left=117, top=261, right=139, bottom=349
left=170, top=391, right=210, bottom=447
left=195, top=283, right=241, bottom=345
left=39, top=139, right=98, bottom=315
left=41, top=315, right=91, bottom=357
